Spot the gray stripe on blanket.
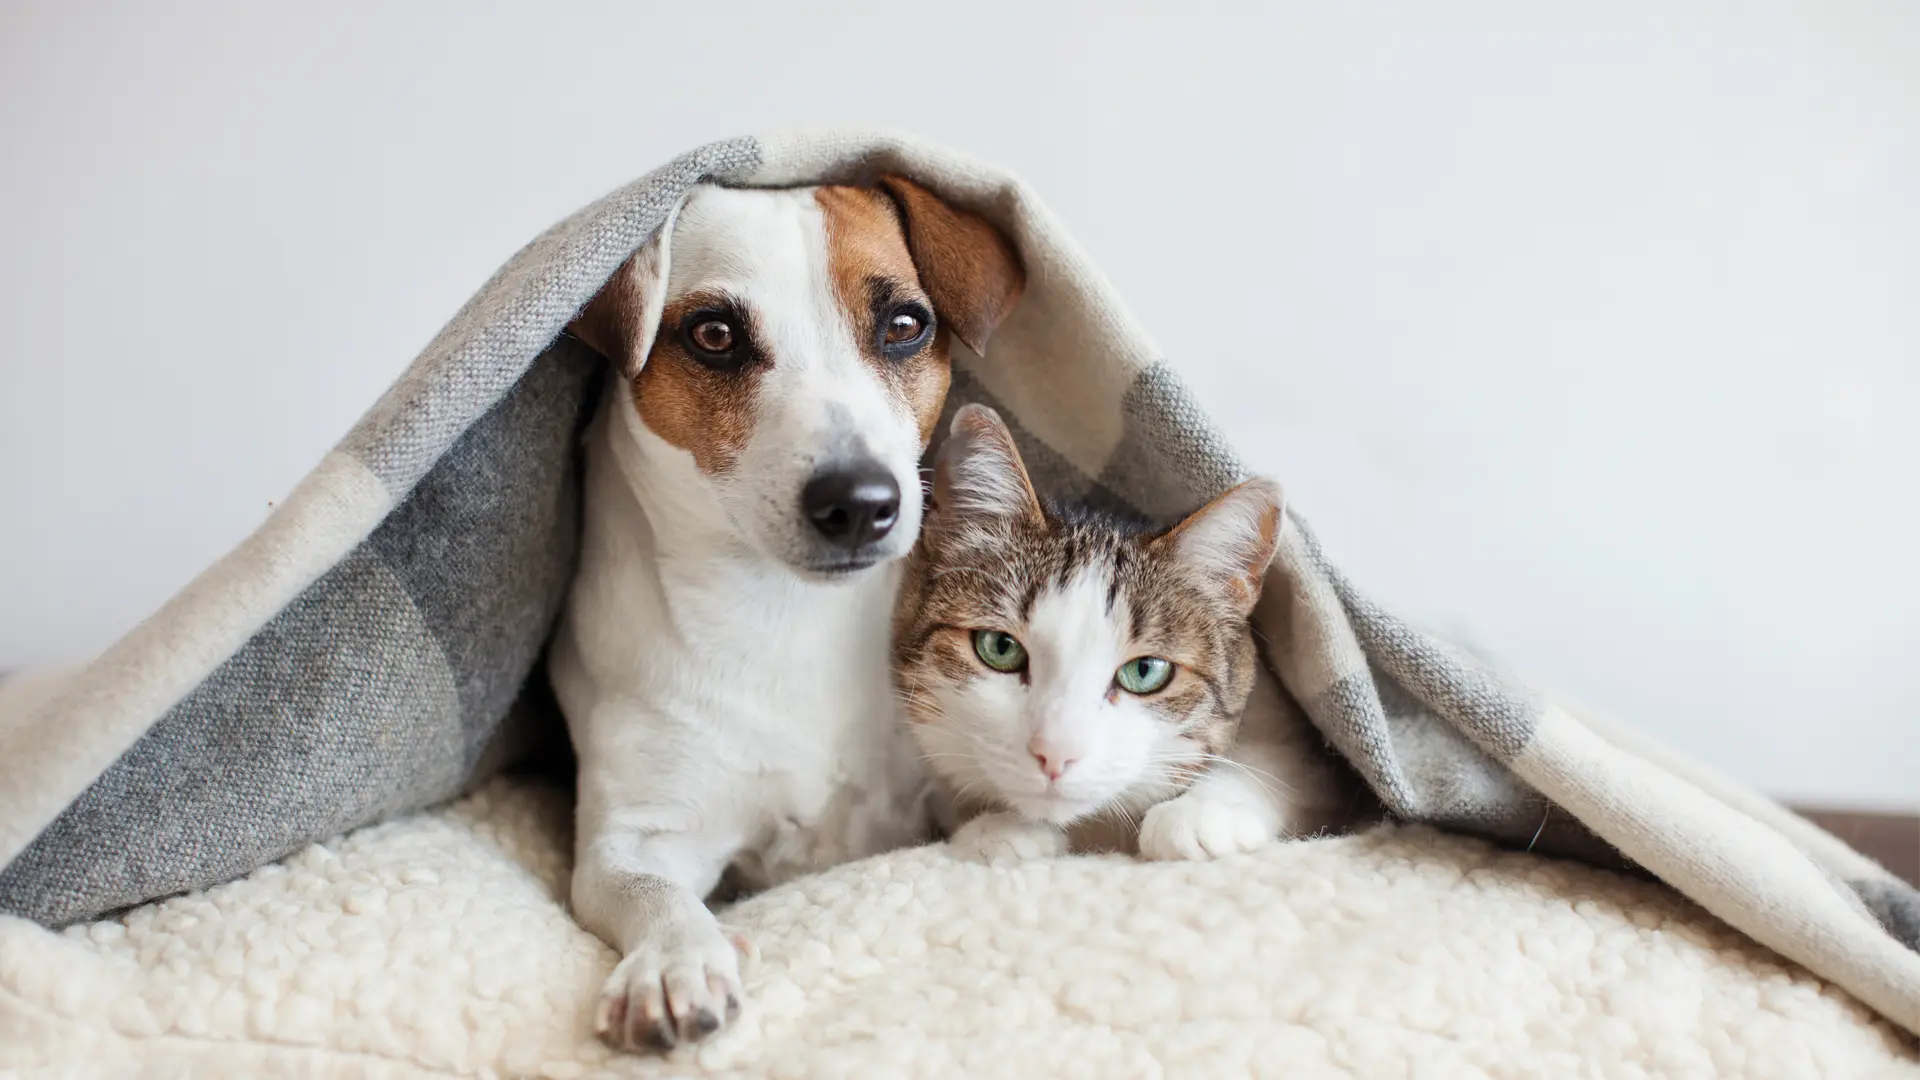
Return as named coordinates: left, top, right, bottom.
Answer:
left=1297, top=522, right=1542, bottom=761
left=1310, top=673, right=1421, bottom=815
left=0, top=349, right=598, bottom=926
left=0, top=545, right=466, bottom=926
left=1288, top=525, right=1623, bottom=867
left=1315, top=672, right=1551, bottom=837
left=363, top=343, right=598, bottom=743
left=1853, top=878, right=1920, bottom=952
left=1098, top=361, right=1245, bottom=521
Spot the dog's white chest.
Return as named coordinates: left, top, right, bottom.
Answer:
left=728, top=708, right=928, bottom=890
left=691, top=584, right=930, bottom=890
left=556, top=514, right=933, bottom=898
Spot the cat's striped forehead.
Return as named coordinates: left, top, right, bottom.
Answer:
left=890, top=489, right=1270, bottom=822
left=996, top=512, right=1150, bottom=629
left=906, top=499, right=1247, bottom=683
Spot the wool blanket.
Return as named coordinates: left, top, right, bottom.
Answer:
left=0, top=129, right=1914, bottom=1038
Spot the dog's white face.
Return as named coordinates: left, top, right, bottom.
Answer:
left=574, top=179, right=1023, bottom=579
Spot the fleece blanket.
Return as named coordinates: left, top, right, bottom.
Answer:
left=0, top=128, right=1916, bottom=1040
left=4, top=775, right=1917, bottom=1079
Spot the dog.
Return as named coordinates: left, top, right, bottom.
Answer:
left=549, top=176, right=1024, bottom=1052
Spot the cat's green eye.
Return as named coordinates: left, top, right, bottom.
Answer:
left=1115, top=656, right=1174, bottom=695
left=972, top=629, right=1028, bottom=673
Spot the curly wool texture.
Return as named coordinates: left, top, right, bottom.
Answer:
left=1, top=778, right=1913, bottom=1079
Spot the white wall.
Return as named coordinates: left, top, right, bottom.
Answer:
left=2, top=1, right=1914, bottom=807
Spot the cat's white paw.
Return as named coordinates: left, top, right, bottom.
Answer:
left=949, top=811, right=1068, bottom=865
left=1138, top=793, right=1275, bottom=861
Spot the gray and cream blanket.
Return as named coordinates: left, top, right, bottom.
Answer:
left=1, top=129, right=1914, bottom=1037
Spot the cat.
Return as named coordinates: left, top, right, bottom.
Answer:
left=891, top=403, right=1348, bottom=864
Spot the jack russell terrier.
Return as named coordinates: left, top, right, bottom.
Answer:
left=550, top=176, right=1024, bottom=1052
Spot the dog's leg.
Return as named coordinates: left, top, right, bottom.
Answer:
left=572, top=829, right=743, bottom=1051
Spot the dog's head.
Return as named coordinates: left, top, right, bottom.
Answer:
left=572, top=178, right=1024, bottom=579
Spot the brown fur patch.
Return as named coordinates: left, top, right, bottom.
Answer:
left=631, top=291, right=761, bottom=475
left=569, top=257, right=642, bottom=373
left=815, top=185, right=952, bottom=445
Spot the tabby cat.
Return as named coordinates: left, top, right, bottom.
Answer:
left=892, top=404, right=1345, bottom=863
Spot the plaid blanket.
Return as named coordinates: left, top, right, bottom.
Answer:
left=1, top=129, right=1914, bottom=1036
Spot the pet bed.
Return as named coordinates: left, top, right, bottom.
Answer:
left=5, top=777, right=1917, bottom=1078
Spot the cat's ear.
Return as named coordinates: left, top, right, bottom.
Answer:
left=1155, top=478, right=1285, bottom=616
left=933, top=404, right=1044, bottom=526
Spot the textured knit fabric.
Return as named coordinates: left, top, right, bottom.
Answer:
left=0, top=129, right=1914, bottom=1036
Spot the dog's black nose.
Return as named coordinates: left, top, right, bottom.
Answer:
left=802, top=461, right=902, bottom=548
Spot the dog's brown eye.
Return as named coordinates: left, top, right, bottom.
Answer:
left=885, top=311, right=925, bottom=345
left=690, top=319, right=735, bottom=354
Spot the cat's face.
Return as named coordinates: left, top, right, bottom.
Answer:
left=892, top=405, right=1284, bottom=827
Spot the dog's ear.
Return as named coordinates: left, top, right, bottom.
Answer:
left=568, top=202, right=680, bottom=378
left=877, top=176, right=1025, bottom=357
left=1152, top=478, right=1286, bottom=617
left=933, top=403, right=1044, bottom=527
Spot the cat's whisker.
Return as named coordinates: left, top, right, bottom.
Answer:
left=958, top=727, right=1025, bottom=770
left=1152, top=747, right=1206, bottom=770
left=1092, top=803, right=1132, bottom=837
left=948, top=778, right=997, bottom=813
left=1191, top=752, right=1297, bottom=794
left=1208, top=757, right=1294, bottom=791
left=1150, top=752, right=1232, bottom=794
left=890, top=677, right=940, bottom=717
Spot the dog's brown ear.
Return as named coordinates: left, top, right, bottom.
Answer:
left=569, top=258, right=638, bottom=371
left=877, top=175, right=1025, bottom=357
left=568, top=203, right=679, bottom=377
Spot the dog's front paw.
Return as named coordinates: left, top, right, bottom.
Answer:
left=948, top=811, right=1067, bottom=865
left=1138, top=793, right=1274, bottom=861
left=595, top=919, right=745, bottom=1052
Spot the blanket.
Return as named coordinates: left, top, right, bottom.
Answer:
left=5, top=776, right=1916, bottom=1078
left=0, top=129, right=1915, bottom=1040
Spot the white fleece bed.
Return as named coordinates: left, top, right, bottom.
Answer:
left=2, top=777, right=1913, bottom=1080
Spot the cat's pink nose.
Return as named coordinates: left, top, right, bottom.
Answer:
left=1028, top=738, right=1077, bottom=781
